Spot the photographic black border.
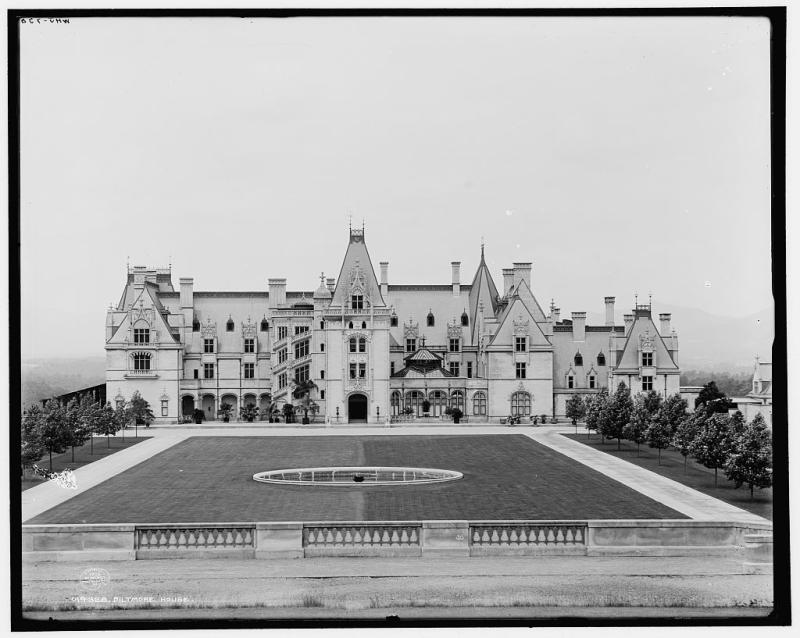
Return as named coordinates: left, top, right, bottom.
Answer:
left=8, top=6, right=789, bottom=631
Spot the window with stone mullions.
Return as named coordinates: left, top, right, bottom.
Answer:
left=134, top=328, right=150, bottom=344
left=358, top=363, right=366, bottom=378
left=406, top=338, right=416, bottom=352
left=295, top=364, right=310, bottom=384
left=204, top=363, right=214, bottom=379
left=204, top=338, right=214, bottom=353
left=244, top=362, right=255, bottom=379
left=294, top=339, right=310, bottom=359
left=449, top=338, right=460, bottom=352
left=642, top=352, right=653, bottom=367
left=516, top=362, right=526, bottom=379
left=449, top=361, right=460, bottom=376
left=642, top=376, right=653, bottom=391
left=133, top=353, right=150, bottom=370
left=351, top=294, right=363, bottom=310
left=244, top=338, right=255, bottom=353
left=514, top=336, right=526, bottom=352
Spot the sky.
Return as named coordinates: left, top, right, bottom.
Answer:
left=18, top=16, right=773, bottom=359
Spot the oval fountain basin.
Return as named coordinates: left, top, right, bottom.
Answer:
left=252, top=466, right=463, bottom=486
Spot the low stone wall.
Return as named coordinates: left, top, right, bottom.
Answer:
left=22, top=519, right=773, bottom=562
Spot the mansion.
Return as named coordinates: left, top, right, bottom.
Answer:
left=105, top=228, right=682, bottom=424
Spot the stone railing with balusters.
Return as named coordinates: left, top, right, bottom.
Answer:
left=469, top=521, right=588, bottom=555
left=303, top=523, right=422, bottom=556
left=135, top=524, right=256, bottom=558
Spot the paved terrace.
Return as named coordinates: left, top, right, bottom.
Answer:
left=22, top=424, right=768, bottom=524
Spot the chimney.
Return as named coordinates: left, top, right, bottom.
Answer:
left=624, top=313, right=634, bottom=335
left=604, top=296, right=615, bottom=326
left=326, top=277, right=335, bottom=293
left=133, top=265, right=146, bottom=290
left=268, top=278, right=287, bottom=307
left=380, top=262, right=389, bottom=297
left=552, top=307, right=561, bottom=323
left=451, top=261, right=461, bottom=296
left=659, top=313, right=672, bottom=336
left=502, top=269, right=514, bottom=295
left=179, top=278, right=194, bottom=308
left=572, top=311, right=586, bottom=342
left=512, top=262, right=532, bottom=290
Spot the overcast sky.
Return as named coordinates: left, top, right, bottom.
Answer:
left=19, top=16, right=772, bottom=359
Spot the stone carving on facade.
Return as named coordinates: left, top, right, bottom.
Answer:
left=130, top=301, right=154, bottom=327
left=242, top=318, right=257, bottom=339
left=447, top=320, right=462, bottom=339
left=403, top=320, right=419, bottom=339
left=349, top=259, right=366, bottom=295
left=513, top=314, right=530, bottom=336
left=639, top=330, right=655, bottom=352
left=201, top=318, right=217, bottom=338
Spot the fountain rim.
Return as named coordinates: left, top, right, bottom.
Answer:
left=252, top=466, right=463, bottom=486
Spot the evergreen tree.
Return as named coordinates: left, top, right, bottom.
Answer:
left=672, top=412, right=703, bottom=473
left=724, top=413, right=772, bottom=500
left=695, top=381, right=734, bottom=415
left=646, top=414, right=673, bottom=465
left=565, top=394, right=586, bottom=428
left=603, top=381, right=633, bottom=450
left=584, top=389, right=608, bottom=439
left=690, top=412, right=732, bottom=487
left=21, top=406, right=45, bottom=476
left=623, top=394, right=650, bottom=456
left=38, top=400, right=72, bottom=472
left=128, top=391, right=154, bottom=427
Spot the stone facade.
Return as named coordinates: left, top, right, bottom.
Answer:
left=105, top=228, right=681, bottom=423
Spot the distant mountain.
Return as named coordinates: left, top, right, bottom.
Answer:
left=21, top=356, right=106, bottom=408
left=589, top=303, right=774, bottom=371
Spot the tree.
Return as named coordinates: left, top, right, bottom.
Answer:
left=240, top=403, right=259, bottom=422
left=96, top=402, right=122, bottom=447
left=74, top=395, right=102, bottom=456
left=691, top=412, right=732, bottom=487
left=219, top=402, right=234, bottom=422
left=658, top=393, right=689, bottom=438
left=725, top=410, right=746, bottom=450
left=695, top=381, right=734, bottom=415
left=641, top=390, right=663, bottom=417
left=21, top=406, right=45, bottom=477
left=602, top=382, right=633, bottom=450
left=38, top=400, right=72, bottom=472
left=724, top=413, right=772, bottom=500
left=623, top=394, right=651, bottom=456
left=128, top=391, right=155, bottom=427
left=672, top=412, right=702, bottom=473
left=282, top=403, right=295, bottom=423
left=565, top=394, right=586, bottom=430
left=584, top=389, right=608, bottom=439
left=646, top=416, right=673, bottom=465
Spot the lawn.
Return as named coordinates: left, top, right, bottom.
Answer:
left=21, top=434, right=152, bottom=492
left=562, top=433, right=772, bottom=520
left=27, top=435, right=686, bottom=524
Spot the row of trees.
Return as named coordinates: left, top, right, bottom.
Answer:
left=565, top=381, right=772, bottom=499
left=21, top=391, right=154, bottom=475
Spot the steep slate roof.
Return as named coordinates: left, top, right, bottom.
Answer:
left=487, top=296, right=551, bottom=348
left=467, top=245, right=500, bottom=343
left=330, top=229, right=386, bottom=308
left=614, top=311, right=678, bottom=370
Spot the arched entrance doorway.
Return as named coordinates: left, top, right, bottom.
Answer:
left=202, top=394, right=216, bottom=421
left=348, top=393, right=368, bottom=423
left=181, top=395, right=195, bottom=419
left=429, top=390, right=447, bottom=417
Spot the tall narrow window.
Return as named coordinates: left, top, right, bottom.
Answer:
left=466, top=361, right=473, bottom=378
left=516, top=362, right=526, bottom=379
left=597, top=353, right=606, bottom=366
left=515, top=336, right=527, bottom=352
left=461, top=311, right=469, bottom=327
left=161, top=399, right=168, bottom=417
left=244, top=338, right=255, bottom=353
left=351, top=295, right=363, bottom=310
left=204, top=363, right=214, bottom=379
left=589, top=375, right=596, bottom=389
left=349, top=363, right=357, bottom=379
left=427, top=311, right=435, bottom=327
left=472, top=391, right=487, bottom=415
left=574, top=353, right=583, bottom=366
left=349, top=337, right=357, bottom=353
left=567, top=375, right=574, bottom=389
left=193, top=318, right=201, bottom=332
left=294, top=339, right=309, bottom=359
left=226, top=318, right=235, bottom=332
left=642, top=352, right=653, bottom=367
left=193, top=369, right=199, bottom=379
left=244, top=362, right=255, bottom=379
left=391, top=315, right=398, bottom=327
left=320, top=343, right=325, bottom=352
left=278, top=348, right=287, bottom=364
left=204, top=338, right=214, bottom=353
left=358, top=363, right=366, bottom=378
left=260, top=318, right=269, bottom=332
left=320, top=390, right=325, bottom=399
left=320, top=370, right=325, bottom=379
left=390, top=361, right=395, bottom=375
left=358, top=337, right=366, bottom=353
left=320, top=321, right=324, bottom=329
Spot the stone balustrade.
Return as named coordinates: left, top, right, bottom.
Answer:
left=470, top=521, right=587, bottom=555
left=135, top=524, right=256, bottom=559
left=303, top=523, right=422, bottom=557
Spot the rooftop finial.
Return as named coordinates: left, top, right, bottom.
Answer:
left=320, top=271, right=325, bottom=285
left=481, top=236, right=485, bottom=259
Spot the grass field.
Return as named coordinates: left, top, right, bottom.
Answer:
left=27, top=434, right=685, bottom=524
left=562, top=433, right=772, bottom=520
left=21, top=434, right=152, bottom=492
